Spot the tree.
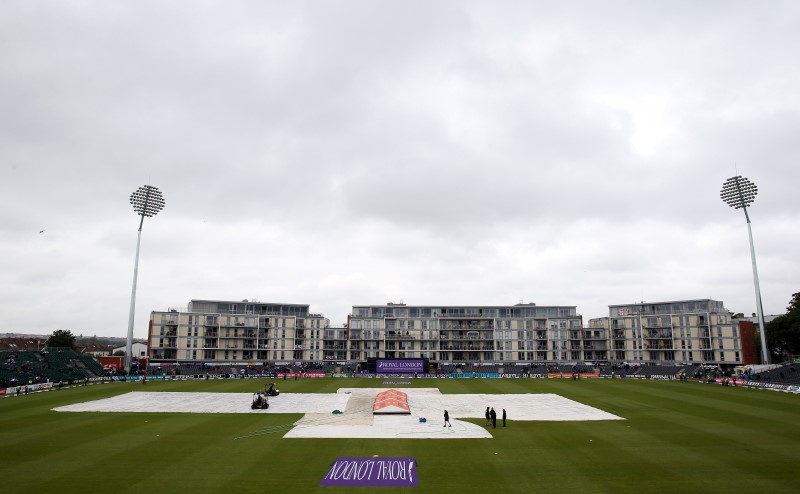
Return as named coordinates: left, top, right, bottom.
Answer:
left=46, top=329, right=76, bottom=349
left=112, top=350, right=126, bottom=356
left=765, top=292, right=800, bottom=361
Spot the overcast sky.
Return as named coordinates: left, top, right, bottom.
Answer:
left=1, top=1, right=798, bottom=338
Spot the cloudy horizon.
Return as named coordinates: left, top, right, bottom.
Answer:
left=1, top=1, right=798, bottom=338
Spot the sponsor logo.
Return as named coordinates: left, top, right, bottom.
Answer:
left=376, top=360, right=424, bottom=374
left=321, top=457, right=417, bottom=487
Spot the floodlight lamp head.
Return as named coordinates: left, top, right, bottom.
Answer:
left=720, top=175, right=757, bottom=210
left=130, top=185, right=165, bottom=218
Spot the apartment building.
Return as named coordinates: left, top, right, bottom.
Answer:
left=148, top=299, right=330, bottom=364
left=148, top=298, right=744, bottom=367
left=345, top=302, right=606, bottom=364
left=589, top=299, right=742, bottom=365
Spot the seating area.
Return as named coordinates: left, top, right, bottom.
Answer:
left=634, top=365, right=684, bottom=378
left=547, top=364, right=598, bottom=375
left=435, top=363, right=599, bottom=376
left=750, top=363, right=800, bottom=385
left=79, top=355, right=105, bottom=376
left=159, top=361, right=341, bottom=377
left=9, top=347, right=797, bottom=389
left=680, top=364, right=703, bottom=379
left=1, top=348, right=103, bottom=388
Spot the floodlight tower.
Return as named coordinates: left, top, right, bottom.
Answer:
left=126, top=185, right=165, bottom=374
left=720, top=175, right=769, bottom=364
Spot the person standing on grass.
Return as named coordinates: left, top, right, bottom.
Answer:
left=444, top=410, right=451, bottom=427
left=490, top=408, right=497, bottom=428
left=502, top=409, right=507, bottom=427
left=485, top=407, right=491, bottom=426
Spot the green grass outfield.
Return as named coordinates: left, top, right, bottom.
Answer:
left=2, top=377, right=798, bottom=493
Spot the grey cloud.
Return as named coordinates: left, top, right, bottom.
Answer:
left=1, top=1, right=798, bottom=334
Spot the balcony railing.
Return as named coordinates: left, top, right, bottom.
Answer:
left=440, top=344, right=495, bottom=351
left=645, top=344, right=674, bottom=350
left=386, top=333, right=417, bottom=340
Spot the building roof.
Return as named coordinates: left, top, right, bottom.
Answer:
left=0, top=336, right=47, bottom=351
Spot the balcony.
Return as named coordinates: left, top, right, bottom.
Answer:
left=438, top=334, right=494, bottom=341
left=441, top=344, right=494, bottom=351
left=386, top=332, right=417, bottom=340
left=583, top=332, right=606, bottom=340
left=438, top=321, right=494, bottom=330
left=645, top=330, right=673, bottom=339
left=642, top=324, right=672, bottom=330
